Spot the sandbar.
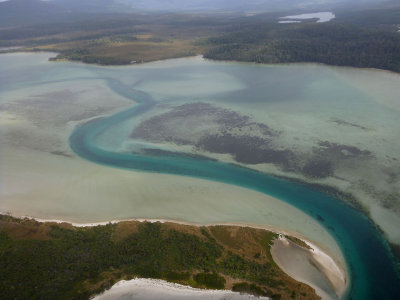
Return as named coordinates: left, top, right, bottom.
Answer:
left=271, top=236, right=346, bottom=300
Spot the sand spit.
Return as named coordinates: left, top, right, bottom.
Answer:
left=271, top=236, right=347, bottom=300
left=91, top=278, right=269, bottom=300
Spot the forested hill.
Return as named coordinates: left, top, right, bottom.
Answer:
left=204, top=23, right=400, bottom=72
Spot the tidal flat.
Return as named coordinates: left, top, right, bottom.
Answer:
left=1, top=52, right=400, bottom=299
left=127, top=57, right=400, bottom=245
left=0, top=53, right=344, bottom=253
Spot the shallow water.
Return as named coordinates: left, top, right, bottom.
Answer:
left=70, top=75, right=400, bottom=300
left=1, top=53, right=400, bottom=299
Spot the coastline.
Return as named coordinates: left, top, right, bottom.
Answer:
left=91, top=278, right=269, bottom=300
left=2, top=48, right=400, bottom=76
left=2, top=211, right=345, bottom=263
left=1, top=212, right=348, bottom=300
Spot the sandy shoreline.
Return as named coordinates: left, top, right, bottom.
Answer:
left=1, top=212, right=348, bottom=300
left=91, top=278, right=269, bottom=300
left=1, top=209, right=343, bottom=258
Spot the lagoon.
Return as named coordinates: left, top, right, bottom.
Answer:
left=1, top=53, right=400, bottom=299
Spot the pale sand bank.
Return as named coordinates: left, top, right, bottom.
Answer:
left=271, top=236, right=346, bottom=300
left=0, top=144, right=346, bottom=268
left=91, top=278, right=269, bottom=300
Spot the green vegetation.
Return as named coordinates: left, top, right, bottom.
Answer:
left=335, top=5, right=400, bottom=27
left=220, top=252, right=283, bottom=288
left=193, top=272, right=226, bottom=289
left=1, top=9, right=399, bottom=72
left=204, top=23, right=400, bottom=72
left=0, top=215, right=318, bottom=299
left=232, top=281, right=287, bottom=299
left=0, top=13, right=227, bottom=64
left=285, top=235, right=312, bottom=250
left=232, top=282, right=268, bottom=297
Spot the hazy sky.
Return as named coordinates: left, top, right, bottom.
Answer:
left=0, top=0, right=389, bottom=14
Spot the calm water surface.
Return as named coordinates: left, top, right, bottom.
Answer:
left=1, top=53, right=400, bottom=299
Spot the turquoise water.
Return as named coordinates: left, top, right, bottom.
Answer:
left=69, top=78, right=400, bottom=300
left=2, top=53, right=400, bottom=299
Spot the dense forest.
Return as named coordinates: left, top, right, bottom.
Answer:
left=0, top=215, right=317, bottom=300
left=204, top=23, right=400, bottom=72
left=1, top=5, right=400, bottom=72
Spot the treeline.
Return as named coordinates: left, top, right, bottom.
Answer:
left=0, top=13, right=227, bottom=45
left=49, top=49, right=134, bottom=65
left=204, top=23, right=400, bottom=72
left=334, top=5, right=400, bottom=27
left=0, top=216, right=316, bottom=300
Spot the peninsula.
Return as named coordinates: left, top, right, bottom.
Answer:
left=0, top=214, right=346, bottom=299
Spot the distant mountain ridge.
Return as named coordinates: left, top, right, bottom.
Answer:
left=0, top=0, right=134, bottom=28
left=0, top=0, right=67, bottom=15
left=51, top=0, right=133, bottom=13
left=0, top=0, right=72, bottom=27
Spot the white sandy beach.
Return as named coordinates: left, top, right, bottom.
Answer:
left=91, top=278, right=269, bottom=300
